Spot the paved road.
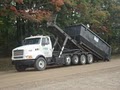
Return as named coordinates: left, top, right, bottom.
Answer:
left=0, top=57, right=120, bottom=90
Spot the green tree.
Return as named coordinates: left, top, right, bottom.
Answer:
left=0, top=0, right=120, bottom=56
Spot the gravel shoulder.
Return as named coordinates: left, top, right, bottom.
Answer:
left=0, top=56, right=120, bottom=90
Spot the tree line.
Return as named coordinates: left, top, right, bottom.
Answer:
left=0, top=0, right=120, bottom=57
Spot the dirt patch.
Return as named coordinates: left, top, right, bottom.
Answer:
left=0, top=57, right=120, bottom=90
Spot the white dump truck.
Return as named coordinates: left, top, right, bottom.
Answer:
left=12, top=23, right=111, bottom=71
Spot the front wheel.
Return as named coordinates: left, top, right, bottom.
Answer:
left=34, top=57, right=47, bottom=71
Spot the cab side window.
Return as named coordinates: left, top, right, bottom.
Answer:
left=42, top=38, right=46, bottom=46
left=46, top=37, right=49, bottom=44
left=42, top=37, right=50, bottom=46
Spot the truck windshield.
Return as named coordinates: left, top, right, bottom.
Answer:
left=24, top=38, right=41, bottom=45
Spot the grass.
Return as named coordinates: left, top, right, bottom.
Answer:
left=0, top=58, right=15, bottom=71
left=111, top=54, right=120, bottom=59
left=0, top=54, right=120, bottom=71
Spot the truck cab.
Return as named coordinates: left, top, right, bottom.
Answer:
left=12, top=35, right=53, bottom=71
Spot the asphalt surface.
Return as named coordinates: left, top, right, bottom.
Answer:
left=0, top=57, right=120, bottom=90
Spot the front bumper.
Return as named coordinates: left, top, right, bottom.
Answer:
left=12, top=60, right=35, bottom=66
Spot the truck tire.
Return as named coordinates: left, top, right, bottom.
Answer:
left=15, top=64, right=26, bottom=72
left=107, top=59, right=110, bottom=62
left=104, top=57, right=110, bottom=62
left=79, top=54, right=86, bottom=65
left=72, top=55, right=79, bottom=65
left=87, top=54, right=93, bottom=64
left=34, top=57, right=47, bottom=71
left=64, top=55, right=71, bottom=66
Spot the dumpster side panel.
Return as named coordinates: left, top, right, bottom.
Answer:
left=65, top=24, right=111, bottom=60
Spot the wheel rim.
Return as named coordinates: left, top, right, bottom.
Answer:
left=73, top=55, right=79, bottom=64
left=66, top=57, right=71, bottom=63
left=88, top=54, right=93, bottom=63
left=65, top=56, right=71, bottom=65
left=81, top=55, right=86, bottom=64
left=38, top=60, right=45, bottom=68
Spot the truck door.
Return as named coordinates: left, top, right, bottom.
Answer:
left=41, top=37, right=52, bottom=58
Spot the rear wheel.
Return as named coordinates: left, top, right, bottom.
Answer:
left=64, top=55, right=71, bottom=66
left=79, top=54, right=86, bottom=65
left=72, top=55, right=79, bottom=65
left=87, top=54, right=94, bottom=64
left=15, top=64, right=26, bottom=72
left=34, top=57, right=47, bottom=71
left=104, top=59, right=110, bottom=62
left=107, top=59, right=110, bottom=62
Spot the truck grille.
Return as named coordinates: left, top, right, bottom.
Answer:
left=14, top=50, right=24, bottom=59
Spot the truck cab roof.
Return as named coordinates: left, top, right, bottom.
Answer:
left=25, top=35, right=48, bottom=39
